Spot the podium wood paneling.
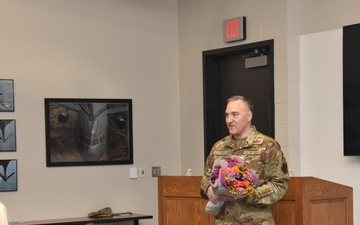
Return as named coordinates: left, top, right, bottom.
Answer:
left=158, top=176, right=214, bottom=225
left=273, top=176, right=353, bottom=225
left=158, top=176, right=353, bottom=225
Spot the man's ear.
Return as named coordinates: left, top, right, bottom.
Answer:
left=247, top=111, right=253, bottom=121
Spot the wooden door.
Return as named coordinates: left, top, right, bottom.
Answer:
left=203, top=40, right=274, bottom=159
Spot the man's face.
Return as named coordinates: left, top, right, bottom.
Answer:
left=225, top=100, right=252, bottom=139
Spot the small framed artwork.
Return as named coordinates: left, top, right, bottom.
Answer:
left=0, top=119, right=16, bottom=152
left=0, top=79, right=15, bottom=112
left=45, top=98, right=133, bottom=167
left=0, top=159, right=17, bottom=192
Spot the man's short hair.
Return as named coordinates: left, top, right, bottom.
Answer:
left=227, top=95, right=254, bottom=112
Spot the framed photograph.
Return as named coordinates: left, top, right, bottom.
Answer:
left=0, top=79, right=15, bottom=112
left=0, top=159, right=17, bottom=192
left=45, top=98, right=133, bottom=167
left=0, top=119, right=16, bottom=152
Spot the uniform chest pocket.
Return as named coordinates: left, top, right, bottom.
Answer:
left=244, top=154, right=265, bottom=179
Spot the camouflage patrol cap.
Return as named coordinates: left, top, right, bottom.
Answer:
left=88, top=207, right=113, bottom=218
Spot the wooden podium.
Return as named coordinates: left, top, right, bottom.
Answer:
left=158, top=176, right=353, bottom=225
left=273, top=176, right=353, bottom=225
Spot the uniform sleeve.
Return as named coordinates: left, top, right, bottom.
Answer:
left=245, top=142, right=290, bottom=206
left=200, top=150, right=214, bottom=199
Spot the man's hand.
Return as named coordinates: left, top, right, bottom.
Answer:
left=219, top=188, right=246, bottom=202
left=208, top=186, right=246, bottom=203
left=206, top=186, right=217, bottom=204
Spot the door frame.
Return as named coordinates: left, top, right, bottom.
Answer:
left=202, top=40, right=274, bottom=160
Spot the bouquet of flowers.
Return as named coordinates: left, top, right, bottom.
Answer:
left=205, top=156, right=258, bottom=215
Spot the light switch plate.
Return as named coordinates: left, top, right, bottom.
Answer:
left=139, top=167, right=146, bottom=178
left=152, top=166, right=161, bottom=177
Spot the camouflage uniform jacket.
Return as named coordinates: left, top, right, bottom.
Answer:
left=200, top=126, right=290, bottom=225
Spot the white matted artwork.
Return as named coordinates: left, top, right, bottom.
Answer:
left=0, top=79, right=14, bottom=112
left=0, top=119, right=16, bottom=151
left=0, top=159, right=17, bottom=192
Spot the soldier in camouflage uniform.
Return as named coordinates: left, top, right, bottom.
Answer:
left=200, top=96, right=290, bottom=225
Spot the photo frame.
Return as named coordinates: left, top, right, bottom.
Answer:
left=0, top=79, right=15, bottom=112
left=0, top=119, right=16, bottom=152
left=0, top=159, right=17, bottom=192
left=45, top=98, right=133, bottom=167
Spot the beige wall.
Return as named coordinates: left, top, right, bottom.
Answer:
left=1, top=0, right=360, bottom=224
left=0, top=1, right=178, bottom=225
left=300, top=0, right=360, bottom=35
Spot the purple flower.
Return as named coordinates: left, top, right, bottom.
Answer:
left=246, top=170, right=258, bottom=185
left=210, top=165, right=221, bottom=184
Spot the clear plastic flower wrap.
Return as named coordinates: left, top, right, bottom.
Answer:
left=205, top=156, right=258, bottom=215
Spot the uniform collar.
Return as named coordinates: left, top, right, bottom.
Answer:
left=229, top=126, right=258, bottom=149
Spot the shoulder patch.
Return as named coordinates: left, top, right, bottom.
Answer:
left=252, top=137, right=264, bottom=145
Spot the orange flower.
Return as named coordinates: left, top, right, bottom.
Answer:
left=232, top=166, right=240, bottom=174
